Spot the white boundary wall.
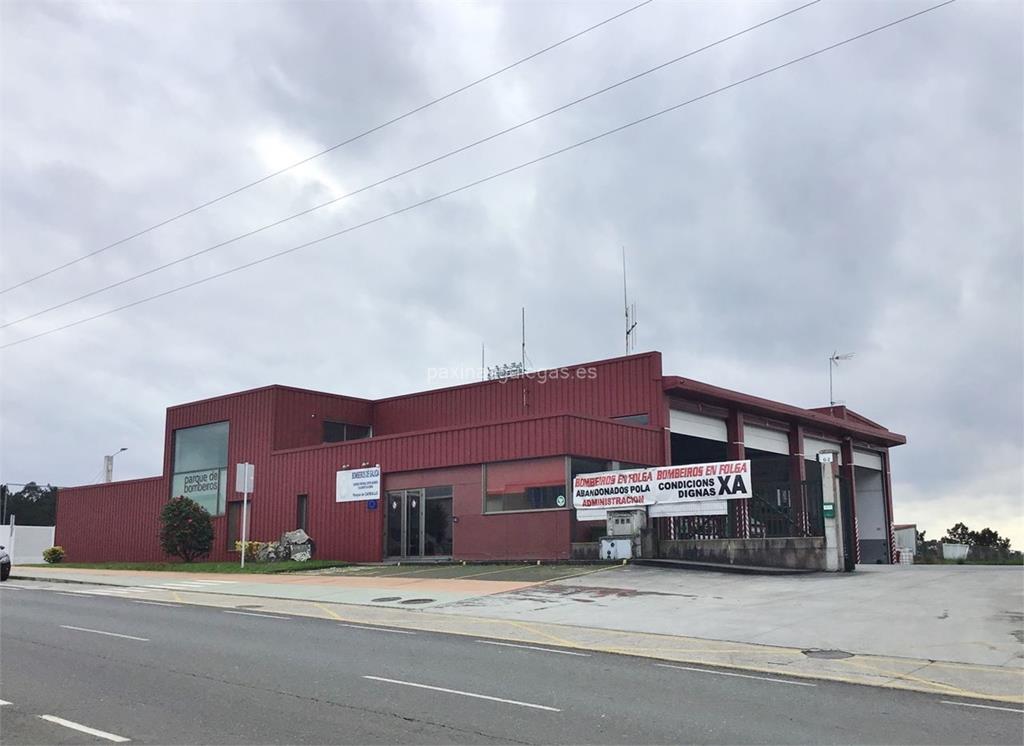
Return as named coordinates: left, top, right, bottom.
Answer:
left=1, top=524, right=55, bottom=564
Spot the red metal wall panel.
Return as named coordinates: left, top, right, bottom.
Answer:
left=271, top=388, right=374, bottom=451
left=55, top=477, right=167, bottom=563
left=372, top=353, right=665, bottom=434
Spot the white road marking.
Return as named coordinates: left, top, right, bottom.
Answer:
left=0, top=699, right=11, bottom=706
left=152, top=583, right=202, bottom=589
left=39, top=715, right=130, bottom=742
left=133, top=601, right=181, bottom=608
left=363, top=676, right=561, bottom=712
left=1, top=584, right=30, bottom=589
left=337, top=623, right=416, bottom=635
left=195, top=579, right=236, bottom=584
left=60, top=625, right=149, bottom=642
left=223, top=610, right=288, bottom=619
left=655, top=663, right=816, bottom=687
left=478, top=640, right=590, bottom=656
left=940, top=700, right=1024, bottom=714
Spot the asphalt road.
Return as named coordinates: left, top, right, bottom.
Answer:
left=1, top=582, right=1021, bottom=745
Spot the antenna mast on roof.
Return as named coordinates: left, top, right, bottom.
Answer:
left=521, top=307, right=526, bottom=372
left=623, top=247, right=638, bottom=354
left=829, top=350, right=855, bottom=407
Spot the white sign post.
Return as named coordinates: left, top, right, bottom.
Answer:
left=235, top=463, right=255, bottom=568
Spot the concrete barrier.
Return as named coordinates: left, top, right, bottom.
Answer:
left=657, top=536, right=827, bottom=570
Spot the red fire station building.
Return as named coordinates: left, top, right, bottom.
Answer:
left=55, top=352, right=906, bottom=570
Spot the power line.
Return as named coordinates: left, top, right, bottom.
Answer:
left=1, top=0, right=822, bottom=330
left=0, top=0, right=957, bottom=352
left=0, top=1, right=654, bottom=296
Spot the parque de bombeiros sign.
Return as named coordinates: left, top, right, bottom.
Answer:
left=572, top=460, right=752, bottom=511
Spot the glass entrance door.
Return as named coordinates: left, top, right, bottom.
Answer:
left=386, top=488, right=452, bottom=558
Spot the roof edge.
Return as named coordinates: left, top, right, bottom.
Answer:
left=663, top=376, right=906, bottom=446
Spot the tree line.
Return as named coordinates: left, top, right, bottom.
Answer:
left=1, top=483, right=59, bottom=525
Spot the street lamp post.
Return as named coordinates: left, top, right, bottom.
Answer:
left=104, top=448, right=127, bottom=483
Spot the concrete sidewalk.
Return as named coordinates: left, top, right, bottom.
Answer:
left=438, top=564, right=1024, bottom=668
left=8, top=568, right=1024, bottom=704
left=11, top=565, right=546, bottom=608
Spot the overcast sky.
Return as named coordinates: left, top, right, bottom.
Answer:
left=1, top=0, right=1020, bottom=547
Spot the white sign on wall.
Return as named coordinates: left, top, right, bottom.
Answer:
left=573, top=460, right=751, bottom=519
left=336, top=466, right=382, bottom=503
left=573, top=460, right=751, bottom=510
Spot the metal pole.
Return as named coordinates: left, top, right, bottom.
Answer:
left=829, top=355, right=835, bottom=407
left=521, top=308, right=528, bottom=409
left=104, top=455, right=113, bottom=483
left=240, top=483, right=249, bottom=569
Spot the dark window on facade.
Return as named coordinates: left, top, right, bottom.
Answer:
left=613, top=413, right=650, bottom=426
left=486, top=485, right=564, bottom=513
left=671, top=433, right=728, bottom=465
left=296, top=494, right=309, bottom=532
left=345, top=424, right=371, bottom=440
left=322, top=421, right=371, bottom=443
left=484, top=458, right=567, bottom=514
left=570, top=457, right=610, bottom=479
left=227, top=501, right=241, bottom=550
left=171, top=421, right=229, bottom=515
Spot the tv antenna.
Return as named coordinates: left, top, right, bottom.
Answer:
left=623, top=247, right=637, bottom=354
left=829, top=351, right=855, bottom=406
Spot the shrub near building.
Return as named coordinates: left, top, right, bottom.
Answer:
left=159, top=496, right=214, bottom=563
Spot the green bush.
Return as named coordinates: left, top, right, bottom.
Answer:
left=42, top=546, right=65, bottom=564
left=159, top=496, right=214, bottom=563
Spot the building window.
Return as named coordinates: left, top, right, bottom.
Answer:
left=296, top=494, right=309, bottom=532
left=171, top=421, right=229, bottom=515
left=613, top=413, right=650, bottom=426
left=484, top=457, right=567, bottom=513
left=227, top=501, right=241, bottom=550
left=323, top=421, right=372, bottom=443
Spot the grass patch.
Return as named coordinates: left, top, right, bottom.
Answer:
left=20, top=560, right=348, bottom=574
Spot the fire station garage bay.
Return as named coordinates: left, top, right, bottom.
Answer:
left=56, top=352, right=906, bottom=571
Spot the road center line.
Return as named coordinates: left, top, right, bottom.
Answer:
left=940, top=700, right=1024, bottom=714
left=133, top=600, right=181, bottom=608
left=39, top=715, right=130, bottom=742
left=655, top=663, right=815, bottom=687
left=60, top=625, right=149, bottom=642
left=0, top=699, right=11, bottom=706
left=223, top=610, right=288, bottom=619
left=478, top=640, right=590, bottom=657
left=363, top=676, right=561, bottom=712
left=338, top=623, right=416, bottom=634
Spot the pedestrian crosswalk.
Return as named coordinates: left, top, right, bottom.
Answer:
left=66, top=579, right=238, bottom=597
